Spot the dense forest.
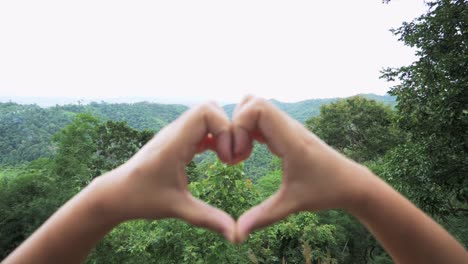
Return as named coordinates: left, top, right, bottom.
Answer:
left=1, top=0, right=467, bottom=263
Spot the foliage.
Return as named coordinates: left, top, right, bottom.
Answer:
left=52, top=113, right=100, bottom=192
left=0, top=102, right=186, bottom=165
left=256, top=170, right=282, bottom=201
left=0, top=159, right=59, bottom=259
left=83, top=101, right=187, bottom=131
left=381, top=0, right=468, bottom=218
left=0, top=103, right=71, bottom=164
left=90, top=120, right=153, bottom=177
left=244, top=143, right=276, bottom=182
left=306, top=96, right=401, bottom=163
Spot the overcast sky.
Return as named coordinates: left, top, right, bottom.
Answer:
left=0, top=0, right=428, bottom=103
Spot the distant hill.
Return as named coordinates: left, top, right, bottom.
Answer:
left=357, top=93, right=396, bottom=107
left=224, top=94, right=395, bottom=122
left=0, top=102, right=187, bottom=165
left=223, top=98, right=335, bottom=122
left=0, top=94, right=395, bottom=166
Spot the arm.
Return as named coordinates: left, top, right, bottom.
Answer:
left=351, top=170, right=467, bottom=263
left=232, top=96, right=467, bottom=264
left=3, top=102, right=237, bottom=264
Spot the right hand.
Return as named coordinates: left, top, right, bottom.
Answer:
left=232, top=96, right=372, bottom=242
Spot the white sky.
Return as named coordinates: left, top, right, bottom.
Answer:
left=0, top=0, right=427, bottom=103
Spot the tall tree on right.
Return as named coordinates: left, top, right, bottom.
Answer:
left=306, top=96, right=400, bottom=163
left=380, top=0, right=467, bottom=217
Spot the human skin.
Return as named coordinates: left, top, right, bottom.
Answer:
left=3, top=97, right=467, bottom=264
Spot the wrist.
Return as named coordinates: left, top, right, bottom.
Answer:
left=84, top=172, right=127, bottom=226
left=341, top=162, right=381, bottom=215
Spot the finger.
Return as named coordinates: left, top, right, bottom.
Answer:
left=232, top=94, right=254, bottom=118
left=235, top=188, right=297, bottom=243
left=174, top=193, right=237, bottom=242
left=173, top=102, right=233, bottom=163
left=232, top=96, right=301, bottom=157
left=231, top=126, right=253, bottom=164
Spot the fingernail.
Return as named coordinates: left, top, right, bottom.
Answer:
left=224, top=225, right=235, bottom=243
left=234, top=232, right=247, bottom=244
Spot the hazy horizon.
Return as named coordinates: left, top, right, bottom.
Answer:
left=0, top=92, right=394, bottom=107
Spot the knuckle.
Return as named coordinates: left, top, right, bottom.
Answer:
left=240, top=94, right=255, bottom=104
left=206, top=100, right=218, bottom=108
left=244, top=97, right=268, bottom=116
left=197, top=101, right=217, bottom=114
left=252, top=97, right=268, bottom=106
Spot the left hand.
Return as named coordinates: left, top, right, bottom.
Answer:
left=94, top=102, right=240, bottom=241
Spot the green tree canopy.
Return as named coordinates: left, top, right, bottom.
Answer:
left=306, top=96, right=401, bottom=163
left=380, top=0, right=468, bottom=217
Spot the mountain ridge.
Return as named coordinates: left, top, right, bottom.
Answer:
left=0, top=93, right=395, bottom=108
left=0, top=93, right=395, bottom=165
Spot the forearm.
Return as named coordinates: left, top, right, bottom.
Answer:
left=348, top=168, right=467, bottom=264
left=3, top=176, right=119, bottom=264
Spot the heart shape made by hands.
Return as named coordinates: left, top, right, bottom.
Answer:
left=174, top=96, right=357, bottom=244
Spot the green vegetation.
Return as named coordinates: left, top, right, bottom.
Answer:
left=306, top=96, right=401, bottom=163
left=380, top=0, right=467, bottom=219
left=0, top=102, right=187, bottom=165
left=0, top=1, right=466, bottom=262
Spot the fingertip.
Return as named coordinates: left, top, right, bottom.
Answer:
left=234, top=223, right=248, bottom=244
left=217, top=209, right=237, bottom=241
left=177, top=195, right=237, bottom=241
left=223, top=220, right=236, bottom=243
left=234, top=214, right=251, bottom=244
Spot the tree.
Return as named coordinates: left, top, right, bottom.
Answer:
left=306, top=96, right=401, bottom=163
left=90, top=120, right=153, bottom=177
left=52, top=113, right=100, bottom=193
left=380, top=0, right=468, bottom=217
left=0, top=159, right=59, bottom=259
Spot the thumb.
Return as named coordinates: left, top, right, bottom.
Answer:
left=173, top=193, right=237, bottom=242
left=235, top=188, right=296, bottom=243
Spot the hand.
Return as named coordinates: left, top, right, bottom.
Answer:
left=232, top=96, right=370, bottom=242
left=94, top=102, right=239, bottom=241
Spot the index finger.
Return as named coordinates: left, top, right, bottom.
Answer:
left=163, top=102, right=233, bottom=164
left=232, top=96, right=303, bottom=158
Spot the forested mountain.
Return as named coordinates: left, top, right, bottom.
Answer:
left=0, top=94, right=394, bottom=166
left=223, top=94, right=395, bottom=122
left=222, top=98, right=336, bottom=122
left=0, top=102, right=187, bottom=165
